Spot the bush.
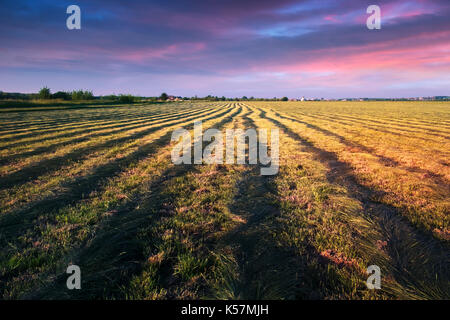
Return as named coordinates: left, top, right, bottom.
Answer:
left=52, top=91, right=71, bottom=100
left=101, top=95, right=118, bottom=101
left=118, top=94, right=136, bottom=103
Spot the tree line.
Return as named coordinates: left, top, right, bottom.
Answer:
left=0, top=88, right=292, bottom=102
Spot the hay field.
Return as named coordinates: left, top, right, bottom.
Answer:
left=0, top=101, right=448, bottom=299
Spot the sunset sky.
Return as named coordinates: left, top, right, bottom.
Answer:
left=1, top=0, right=449, bottom=98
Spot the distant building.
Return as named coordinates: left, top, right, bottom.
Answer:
left=166, top=96, right=183, bottom=101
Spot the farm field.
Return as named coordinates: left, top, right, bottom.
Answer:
left=0, top=101, right=449, bottom=300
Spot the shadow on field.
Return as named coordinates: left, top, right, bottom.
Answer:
left=214, top=166, right=317, bottom=299
left=18, top=106, right=242, bottom=299
left=308, top=111, right=450, bottom=141
left=0, top=107, right=237, bottom=264
left=320, top=112, right=450, bottom=138
left=258, top=108, right=450, bottom=299
left=208, top=110, right=327, bottom=300
left=0, top=107, right=227, bottom=191
left=273, top=111, right=450, bottom=187
left=30, top=163, right=198, bottom=299
left=0, top=131, right=174, bottom=291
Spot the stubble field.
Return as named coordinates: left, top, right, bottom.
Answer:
left=0, top=101, right=448, bottom=300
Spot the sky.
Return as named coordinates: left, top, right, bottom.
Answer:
left=0, top=0, right=449, bottom=98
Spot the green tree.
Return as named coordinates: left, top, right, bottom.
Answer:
left=83, top=90, right=94, bottom=100
left=281, top=96, right=289, bottom=101
left=39, top=86, right=51, bottom=99
left=71, top=90, right=94, bottom=101
left=160, top=92, right=168, bottom=101
left=71, top=90, right=82, bottom=100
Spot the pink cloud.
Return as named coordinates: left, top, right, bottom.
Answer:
left=116, top=42, right=206, bottom=63
left=255, top=30, right=450, bottom=75
left=382, top=0, right=441, bottom=21
left=323, top=15, right=340, bottom=23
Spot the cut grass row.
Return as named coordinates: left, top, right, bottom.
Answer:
left=0, top=105, right=214, bottom=166
left=0, top=105, right=158, bottom=133
left=271, top=110, right=450, bottom=185
left=244, top=103, right=449, bottom=299
left=0, top=105, right=227, bottom=187
left=0, top=104, right=202, bottom=147
left=0, top=100, right=448, bottom=300
left=0, top=102, right=206, bottom=137
left=0, top=103, right=241, bottom=299
left=0, top=104, right=234, bottom=215
left=257, top=107, right=449, bottom=238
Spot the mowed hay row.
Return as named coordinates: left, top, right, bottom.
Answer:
left=263, top=110, right=450, bottom=234
left=0, top=102, right=211, bottom=143
left=265, top=101, right=450, bottom=129
left=0, top=100, right=448, bottom=300
left=114, top=105, right=252, bottom=300
left=0, top=104, right=203, bottom=151
left=263, top=102, right=450, bottom=174
left=0, top=102, right=241, bottom=299
left=241, top=104, right=392, bottom=299
left=286, top=110, right=450, bottom=172
left=0, top=102, right=235, bottom=226
left=0, top=104, right=217, bottom=174
left=276, top=109, right=450, bottom=167
left=248, top=102, right=449, bottom=239
left=0, top=106, right=158, bottom=136
left=0, top=104, right=229, bottom=213
left=240, top=103, right=449, bottom=299
left=0, top=105, right=162, bottom=136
